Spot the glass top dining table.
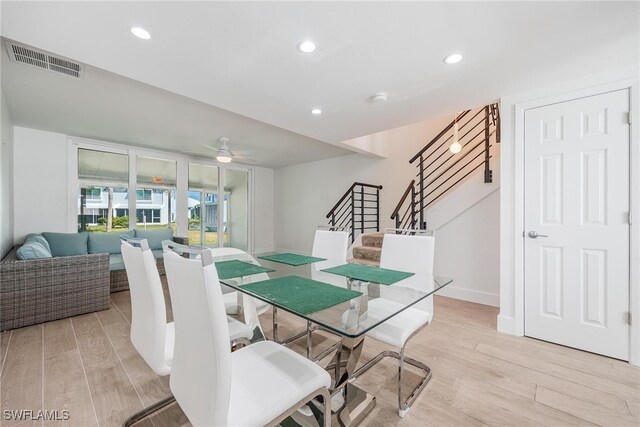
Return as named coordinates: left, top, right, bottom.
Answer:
left=210, top=251, right=453, bottom=340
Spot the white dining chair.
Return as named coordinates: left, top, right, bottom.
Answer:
left=120, top=239, right=177, bottom=426
left=120, top=239, right=254, bottom=427
left=311, top=228, right=349, bottom=262
left=208, top=247, right=271, bottom=318
left=349, top=230, right=435, bottom=417
left=273, top=228, right=350, bottom=355
left=163, top=249, right=332, bottom=427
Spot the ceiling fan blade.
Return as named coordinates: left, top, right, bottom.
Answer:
left=200, top=143, right=218, bottom=151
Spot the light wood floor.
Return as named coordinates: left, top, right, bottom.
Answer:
left=1, top=282, right=638, bottom=427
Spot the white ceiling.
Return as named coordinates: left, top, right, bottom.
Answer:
left=1, top=1, right=638, bottom=164
left=0, top=42, right=351, bottom=168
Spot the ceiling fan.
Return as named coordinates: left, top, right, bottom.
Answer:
left=189, top=137, right=257, bottom=164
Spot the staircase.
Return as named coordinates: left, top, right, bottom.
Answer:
left=325, top=182, right=383, bottom=243
left=350, top=232, right=384, bottom=266
left=391, top=102, right=500, bottom=232
left=346, top=102, right=500, bottom=264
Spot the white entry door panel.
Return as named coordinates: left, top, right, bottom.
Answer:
left=524, top=89, right=630, bottom=360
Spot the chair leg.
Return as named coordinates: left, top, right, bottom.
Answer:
left=272, top=306, right=278, bottom=342
left=122, top=395, right=176, bottom=427
left=265, top=388, right=332, bottom=427
left=349, top=328, right=432, bottom=418
left=231, top=337, right=252, bottom=351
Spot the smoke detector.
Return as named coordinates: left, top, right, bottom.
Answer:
left=5, top=40, right=84, bottom=79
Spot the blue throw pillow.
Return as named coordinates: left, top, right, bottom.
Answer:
left=24, top=233, right=51, bottom=254
left=134, top=228, right=173, bottom=250
left=16, top=241, right=52, bottom=260
left=88, top=231, right=134, bottom=254
left=42, top=232, right=89, bottom=257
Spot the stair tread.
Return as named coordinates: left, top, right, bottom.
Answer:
left=352, top=245, right=381, bottom=262
left=347, top=258, right=380, bottom=267
left=361, top=232, right=385, bottom=248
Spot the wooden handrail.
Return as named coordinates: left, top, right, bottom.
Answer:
left=390, top=180, right=416, bottom=219
left=326, top=182, right=383, bottom=218
left=409, top=110, right=471, bottom=164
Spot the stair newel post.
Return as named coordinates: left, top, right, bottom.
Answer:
left=350, top=188, right=355, bottom=243
left=484, top=105, right=492, bottom=183
left=360, top=186, right=365, bottom=235
left=419, top=154, right=425, bottom=229
left=376, top=187, right=380, bottom=232
left=331, top=212, right=335, bottom=229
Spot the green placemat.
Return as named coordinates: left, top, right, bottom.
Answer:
left=257, top=252, right=326, bottom=266
left=240, top=275, right=362, bottom=315
left=214, top=260, right=274, bottom=280
left=321, top=263, right=414, bottom=285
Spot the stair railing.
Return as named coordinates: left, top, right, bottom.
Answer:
left=393, top=102, right=500, bottom=230
left=326, top=182, right=383, bottom=243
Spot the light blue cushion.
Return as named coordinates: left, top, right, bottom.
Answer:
left=134, top=228, right=173, bottom=250
left=109, top=253, right=125, bottom=271
left=42, top=232, right=89, bottom=257
left=151, top=249, right=164, bottom=259
left=16, top=241, right=52, bottom=260
left=25, top=233, right=51, bottom=254
left=88, top=231, right=134, bottom=254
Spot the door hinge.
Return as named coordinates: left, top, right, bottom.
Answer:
left=625, top=312, right=632, bottom=325
left=626, top=112, right=632, bottom=125
left=627, top=211, right=632, bottom=225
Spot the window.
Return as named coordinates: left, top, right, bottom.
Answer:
left=188, top=163, right=221, bottom=246
left=136, top=157, right=176, bottom=230
left=136, top=189, right=152, bottom=201
left=85, top=188, right=101, bottom=200
left=77, top=149, right=129, bottom=232
left=136, top=209, right=161, bottom=224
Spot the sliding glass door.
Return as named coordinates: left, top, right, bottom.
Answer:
left=223, top=168, right=249, bottom=251
left=188, top=163, right=220, bottom=246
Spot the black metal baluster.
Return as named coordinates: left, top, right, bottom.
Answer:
left=376, top=187, right=380, bottom=232
left=350, top=189, right=355, bottom=243
left=484, top=105, right=492, bottom=183
left=419, top=155, right=425, bottom=229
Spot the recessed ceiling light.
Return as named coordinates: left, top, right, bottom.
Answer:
left=311, top=108, right=322, bottom=115
left=297, top=40, right=317, bottom=53
left=443, top=53, right=462, bottom=64
left=131, top=27, right=151, bottom=40
left=371, top=92, right=388, bottom=103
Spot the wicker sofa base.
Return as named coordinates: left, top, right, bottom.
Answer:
left=110, top=257, right=166, bottom=293
left=0, top=247, right=110, bottom=331
left=109, top=236, right=185, bottom=293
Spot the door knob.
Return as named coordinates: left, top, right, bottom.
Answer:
left=528, top=231, right=548, bottom=239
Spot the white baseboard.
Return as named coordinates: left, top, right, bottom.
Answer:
left=496, top=313, right=521, bottom=336
left=436, top=285, right=499, bottom=307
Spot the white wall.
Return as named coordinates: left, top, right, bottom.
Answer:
left=275, top=111, right=501, bottom=305
left=253, top=166, right=274, bottom=253
left=13, top=127, right=69, bottom=242
left=433, top=190, right=500, bottom=306
left=0, top=88, right=15, bottom=257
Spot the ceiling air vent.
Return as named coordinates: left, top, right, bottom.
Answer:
left=5, top=41, right=84, bottom=78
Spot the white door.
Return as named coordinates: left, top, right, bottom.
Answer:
left=524, top=89, right=630, bottom=360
